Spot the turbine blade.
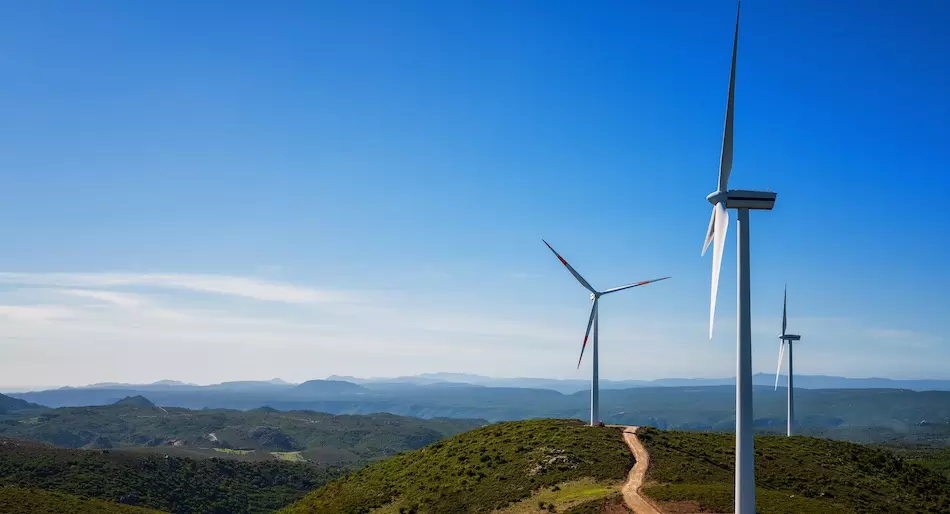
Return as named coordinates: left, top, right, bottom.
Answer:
left=782, top=284, right=788, bottom=336
left=578, top=299, right=597, bottom=369
left=543, top=239, right=597, bottom=294
left=702, top=206, right=716, bottom=256
left=718, top=2, right=739, bottom=193
left=708, top=203, right=728, bottom=339
left=775, top=340, right=786, bottom=390
left=601, top=276, right=671, bottom=295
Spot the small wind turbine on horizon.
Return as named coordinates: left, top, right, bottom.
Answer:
left=542, top=239, right=669, bottom=427
left=701, top=3, right=777, bottom=513
left=775, top=285, right=801, bottom=437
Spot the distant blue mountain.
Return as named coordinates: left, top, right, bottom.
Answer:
left=292, top=379, right=370, bottom=395
left=328, top=373, right=950, bottom=394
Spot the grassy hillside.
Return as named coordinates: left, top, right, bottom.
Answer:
left=637, top=427, right=950, bottom=513
left=0, top=437, right=342, bottom=513
left=0, top=485, right=164, bottom=513
left=282, top=419, right=633, bottom=514
left=884, top=444, right=950, bottom=479
left=0, top=402, right=483, bottom=465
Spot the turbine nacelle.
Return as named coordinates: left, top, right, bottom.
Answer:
left=707, top=189, right=777, bottom=210
left=590, top=292, right=598, bottom=302
left=723, top=189, right=777, bottom=210
left=780, top=334, right=801, bottom=341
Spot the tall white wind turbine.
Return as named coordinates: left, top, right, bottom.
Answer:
left=542, top=240, right=669, bottom=426
left=701, top=3, right=777, bottom=513
left=775, top=285, right=801, bottom=437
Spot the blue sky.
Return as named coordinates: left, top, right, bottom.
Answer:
left=1, top=1, right=948, bottom=387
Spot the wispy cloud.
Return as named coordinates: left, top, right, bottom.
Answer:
left=0, top=305, right=79, bottom=321
left=59, top=289, right=146, bottom=308
left=0, top=272, right=356, bottom=304
left=0, top=271, right=945, bottom=387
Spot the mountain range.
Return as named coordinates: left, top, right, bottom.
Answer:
left=9, top=372, right=950, bottom=397
left=7, top=380, right=950, bottom=446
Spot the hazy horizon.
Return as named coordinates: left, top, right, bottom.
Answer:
left=7, top=369, right=950, bottom=392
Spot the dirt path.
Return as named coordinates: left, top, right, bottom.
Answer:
left=620, top=426, right=663, bottom=514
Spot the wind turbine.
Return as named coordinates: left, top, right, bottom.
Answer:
left=542, top=239, right=669, bottom=426
left=701, top=3, right=777, bottom=513
left=775, top=285, right=801, bottom=436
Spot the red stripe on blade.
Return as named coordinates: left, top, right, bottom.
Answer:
left=577, top=335, right=589, bottom=368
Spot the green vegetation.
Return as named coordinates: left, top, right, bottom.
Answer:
left=0, top=401, right=483, bottom=465
left=282, top=419, right=633, bottom=513
left=562, top=492, right=628, bottom=514
left=0, top=486, right=165, bottom=513
left=495, top=478, right=625, bottom=513
left=646, top=484, right=847, bottom=513
left=0, top=437, right=344, bottom=513
left=213, top=448, right=255, bottom=455
left=272, top=451, right=306, bottom=462
left=884, top=445, right=950, bottom=479
left=637, top=427, right=950, bottom=513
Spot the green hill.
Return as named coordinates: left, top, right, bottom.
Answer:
left=113, top=395, right=156, bottom=408
left=281, top=419, right=633, bottom=514
left=0, top=403, right=483, bottom=465
left=0, top=437, right=341, bottom=513
left=637, top=427, right=950, bottom=513
left=0, top=392, right=43, bottom=414
left=0, top=485, right=164, bottom=514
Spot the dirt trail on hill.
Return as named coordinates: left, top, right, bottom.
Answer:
left=621, top=426, right=663, bottom=514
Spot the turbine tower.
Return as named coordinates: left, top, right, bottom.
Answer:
left=701, top=4, right=777, bottom=513
left=542, top=239, right=669, bottom=426
left=775, top=285, right=801, bottom=437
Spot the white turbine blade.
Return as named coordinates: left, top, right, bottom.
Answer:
left=782, top=284, right=788, bottom=336
left=601, top=276, right=671, bottom=295
left=718, top=2, right=739, bottom=192
left=702, top=206, right=716, bottom=256
left=775, top=341, right=786, bottom=390
left=708, top=202, right=728, bottom=339
left=543, top=239, right=597, bottom=294
left=577, top=299, right=597, bottom=369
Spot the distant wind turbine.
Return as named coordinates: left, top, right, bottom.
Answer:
left=700, top=3, right=777, bottom=513
left=775, top=285, right=801, bottom=437
left=542, top=239, right=669, bottom=426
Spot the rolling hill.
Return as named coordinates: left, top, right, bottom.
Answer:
left=10, top=382, right=950, bottom=447
left=276, top=419, right=950, bottom=513
left=0, top=392, right=43, bottom=414
left=281, top=419, right=633, bottom=513
left=637, top=427, right=950, bottom=513
left=0, top=485, right=165, bottom=514
left=0, top=400, right=484, bottom=464
left=0, top=437, right=340, bottom=513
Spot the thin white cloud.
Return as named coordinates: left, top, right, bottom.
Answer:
left=0, top=272, right=356, bottom=304
left=0, top=271, right=945, bottom=387
left=0, top=305, right=79, bottom=321
left=59, top=289, right=146, bottom=308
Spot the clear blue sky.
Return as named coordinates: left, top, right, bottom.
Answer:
left=0, top=1, right=948, bottom=387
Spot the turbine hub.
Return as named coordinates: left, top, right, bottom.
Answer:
left=590, top=293, right=597, bottom=302
left=706, top=190, right=727, bottom=205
